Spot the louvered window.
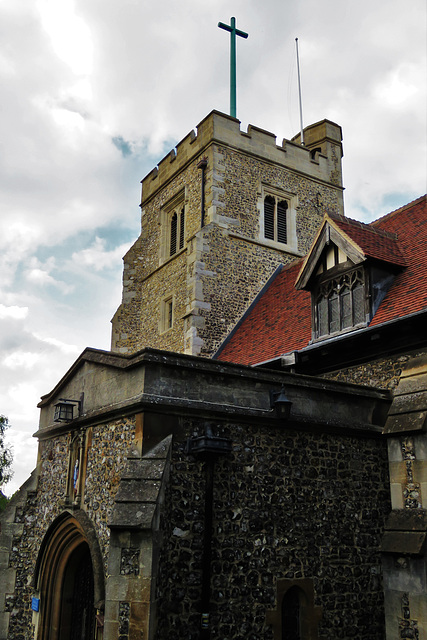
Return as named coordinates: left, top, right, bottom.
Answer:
left=315, top=267, right=366, bottom=338
left=169, top=205, right=185, bottom=257
left=264, top=196, right=288, bottom=244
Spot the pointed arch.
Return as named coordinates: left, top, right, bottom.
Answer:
left=33, top=510, right=105, bottom=640
left=266, top=578, right=322, bottom=640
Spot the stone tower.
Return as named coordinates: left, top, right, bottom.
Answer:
left=111, top=110, right=344, bottom=357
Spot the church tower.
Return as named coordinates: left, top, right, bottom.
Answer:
left=111, top=110, right=344, bottom=357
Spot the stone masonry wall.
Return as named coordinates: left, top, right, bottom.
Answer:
left=111, top=144, right=209, bottom=356
left=194, top=143, right=342, bottom=356
left=322, top=348, right=427, bottom=391
left=4, top=417, right=136, bottom=639
left=111, top=133, right=343, bottom=358
left=154, top=418, right=390, bottom=640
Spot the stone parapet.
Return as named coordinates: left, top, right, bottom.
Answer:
left=140, top=110, right=344, bottom=205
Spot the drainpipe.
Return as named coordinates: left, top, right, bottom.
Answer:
left=186, top=424, right=232, bottom=638
left=197, top=157, right=208, bottom=228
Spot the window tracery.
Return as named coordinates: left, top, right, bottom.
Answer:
left=314, top=266, right=366, bottom=339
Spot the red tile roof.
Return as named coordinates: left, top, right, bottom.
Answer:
left=216, top=195, right=426, bottom=366
left=328, top=212, right=407, bottom=267
left=216, top=262, right=312, bottom=366
left=369, top=195, right=427, bottom=325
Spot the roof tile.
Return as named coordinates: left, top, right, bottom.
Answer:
left=217, top=195, right=426, bottom=366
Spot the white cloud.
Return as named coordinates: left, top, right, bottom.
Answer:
left=3, top=351, right=42, bottom=370
left=24, top=257, right=75, bottom=293
left=32, top=334, right=81, bottom=356
left=36, top=0, right=93, bottom=75
left=0, top=304, right=29, bottom=320
left=71, top=237, right=132, bottom=271
left=374, top=64, right=420, bottom=108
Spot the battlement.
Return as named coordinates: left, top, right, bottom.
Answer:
left=140, top=110, right=343, bottom=204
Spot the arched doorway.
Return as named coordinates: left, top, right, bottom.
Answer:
left=282, top=586, right=303, bottom=640
left=266, top=578, right=322, bottom=640
left=34, top=512, right=104, bottom=640
left=59, top=542, right=95, bottom=639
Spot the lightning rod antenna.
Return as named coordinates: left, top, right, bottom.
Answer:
left=295, top=37, right=304, bottom=145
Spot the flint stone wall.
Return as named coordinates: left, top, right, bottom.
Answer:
left=154, top=418, right=390, bottom=640
left=322, top=349, right=427, bottom=390
left=3, top=417, right=136, bottom=639
left=111, top=112, right=343, bottom=359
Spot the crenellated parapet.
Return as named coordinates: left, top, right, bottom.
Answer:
left=140, top=110, right=343, bottom=205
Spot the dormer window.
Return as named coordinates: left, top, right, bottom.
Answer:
left=314, top=266, right=366, bottom=339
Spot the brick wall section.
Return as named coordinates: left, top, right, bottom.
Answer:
left=153, top=419, right=390, bottom=640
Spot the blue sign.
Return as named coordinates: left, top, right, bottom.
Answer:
left=31, top=597, right=40, bottom=612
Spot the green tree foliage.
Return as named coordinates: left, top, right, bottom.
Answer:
left=0, top=415, right=13, bottom=489
left=0, top=491, right=8, bottom=512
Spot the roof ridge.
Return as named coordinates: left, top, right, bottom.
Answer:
left=370, top=194, right=426, bottom=226
left=327, top=211, right=398, bottom=240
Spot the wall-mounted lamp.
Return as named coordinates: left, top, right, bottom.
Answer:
left=270, top=387, right=292, bottom=420
left=54, top=398, right=82, bottom=422
left=186, top=423, right=232, bottom=457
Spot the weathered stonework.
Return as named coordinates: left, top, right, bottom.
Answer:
left=153, top=418, right=389, bottom=640
left=380, top=355, right=427, bottom=640
left=322, top=349, right=427, bottom=391
left=0, top=348, right=394, bottom=639
left=2, top=417, right=137, bottom=639
left=111, top=111, right=344, bottom=358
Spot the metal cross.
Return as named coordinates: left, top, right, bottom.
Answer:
left=218, top=17, right=248, bottom=119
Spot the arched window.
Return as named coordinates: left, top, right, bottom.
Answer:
left=169, top=205, right=185, bottom=256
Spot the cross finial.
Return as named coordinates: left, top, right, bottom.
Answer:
left=218, top=17, right=248, bottom=118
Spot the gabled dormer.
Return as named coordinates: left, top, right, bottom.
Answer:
left=295, top=213, right=407, bottom=342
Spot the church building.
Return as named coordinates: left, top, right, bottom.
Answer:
left=0, top=110, right=425, bottom=640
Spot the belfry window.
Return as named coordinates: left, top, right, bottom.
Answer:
left=264, top=195, right=288, bottom=244
left=169, top=205, right=185, bottom=257
left=160, top=190, right=187, bottom=263
left=315, top=266, right=366, bottom=339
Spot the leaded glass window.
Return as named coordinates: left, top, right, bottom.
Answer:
left=315, top=267, right=366, bottom=338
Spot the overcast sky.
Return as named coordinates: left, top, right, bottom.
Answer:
left=1, top=0, right=426, bottom=495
